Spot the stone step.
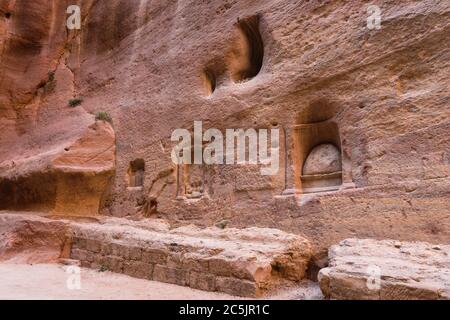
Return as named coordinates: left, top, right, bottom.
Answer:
left=318, top=238, right=450, bottom=300
left=69, top=218, right=312, bottom=297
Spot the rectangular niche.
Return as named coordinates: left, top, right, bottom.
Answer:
left=128, top=159, right=145, bottom=188
left=174, top=133, right=207, bottom=200
left=292, top=121, right=342, bottom=194
left=177, top=164, right=205, bottom=199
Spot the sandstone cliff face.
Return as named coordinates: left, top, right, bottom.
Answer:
left=0, top=1, right=449, bottom=258
left=0, top=0, right=115, bottom=216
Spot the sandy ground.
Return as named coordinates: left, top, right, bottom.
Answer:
left=0, top=263, right=322, bottom=300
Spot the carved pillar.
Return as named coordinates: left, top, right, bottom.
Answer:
left=340, top=140, right=355, bottom=190
left=282, top=127, right=298, bottom=195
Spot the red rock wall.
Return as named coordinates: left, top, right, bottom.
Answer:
left=1, top=0, right=449, bottom=258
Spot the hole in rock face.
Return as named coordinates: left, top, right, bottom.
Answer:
left=128, top=159, right=145, bottom=188
left=227, top=15, right=264, bottom=82
left=201, top=59, right=227, bottom=95
left=202, top=68, right=216, bottom=96
left=5, top=12, right=11, bottom=19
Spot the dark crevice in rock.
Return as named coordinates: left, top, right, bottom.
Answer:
left=202, top=68, right=216, bottom=96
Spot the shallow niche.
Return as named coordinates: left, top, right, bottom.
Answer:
left=128, top=159, right=145, bottom=188
left=201, top=56, right=228, bottom=97
left=293, top=101, right=343, bottom=193
left=177, top=164, right=205, bottom=199
left=175, top=139, right=209, bottom=199
left=227, top=14, right=264, bottom=82
left=202, top=68, right=216, bottom=96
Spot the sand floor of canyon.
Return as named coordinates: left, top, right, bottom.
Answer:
left=0, top=263, right=322, bottom=300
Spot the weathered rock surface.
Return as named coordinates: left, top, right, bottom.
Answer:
left=0, top=121, right=116, bottom=215
left=0, top=213, right=71, bottom=263
left=0, top=0, right=449, bottom=260
left=53, top=121, right=115, bottom=173
left=303, top=144, right=342, bottom=175
left=51, top=121, right=116, bottom=215
left=318, top=238, right=450, bottom=300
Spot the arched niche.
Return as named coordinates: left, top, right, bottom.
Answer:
left=291, top=100, right=343, bottom=194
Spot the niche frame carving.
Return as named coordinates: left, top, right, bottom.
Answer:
left=292, top=121, right=342, bottom=194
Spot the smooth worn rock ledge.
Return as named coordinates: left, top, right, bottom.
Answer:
left=70, top=218, right=312, bottom=297
left=318, top=238, right=450, bottom=300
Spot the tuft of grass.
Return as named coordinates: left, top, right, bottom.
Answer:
left=68, top=98, right=83, bottom=107
left=95, top=111, right=112, bottom=123
left=215, top=219, right=229, bottom=230
left=98, top=265, right=108, bottom=272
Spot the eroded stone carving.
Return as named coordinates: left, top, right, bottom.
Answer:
left=128, top=159, right=145, bottom=188
left=303, top=144, right=342, bottom=175
left=181, top=164, right=205, bottom=199
left=301, top=143, right=342, bottom=193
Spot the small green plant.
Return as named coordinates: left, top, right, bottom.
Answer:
left=95, top=111, right=112, bottom=123
left=68, top=98, right=83, bottom=107
left=98, top=265, right=108, bottom=272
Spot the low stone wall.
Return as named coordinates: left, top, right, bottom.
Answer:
left=70, top=220, right=312, bottom=297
